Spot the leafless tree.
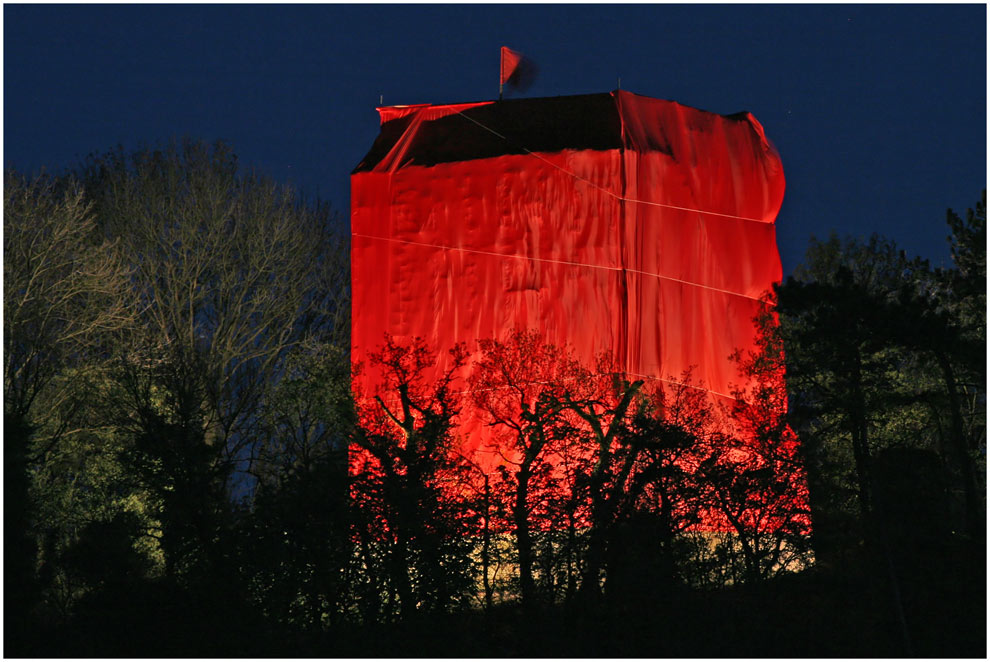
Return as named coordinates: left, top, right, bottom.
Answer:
left=469, top=330, right=587, bottom=611
left=80, top=140, right=348, bottom=577
left=4, top=172, right=134, bottom=453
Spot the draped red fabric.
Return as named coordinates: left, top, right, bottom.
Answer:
left=351, top=90, right=786, bottom=472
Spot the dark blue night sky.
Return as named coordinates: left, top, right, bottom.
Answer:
left=4, top=4, right=986, bottom=275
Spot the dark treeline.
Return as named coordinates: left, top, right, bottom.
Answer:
left=4, top=141, right=985, bottom=657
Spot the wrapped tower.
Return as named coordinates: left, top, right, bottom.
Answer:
left=351, top=90, right=786, bottom=471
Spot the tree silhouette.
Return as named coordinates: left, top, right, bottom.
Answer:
left=696, top=304, right=813, bottom=582
left=350, top=335, right=476, bottom=619
left=469, top=330, right=587, bottom=611
left=557, top=355, right=643, bottom=603
left=240, top=342, right=353, bottom=629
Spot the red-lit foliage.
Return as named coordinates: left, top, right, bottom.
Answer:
left=468, top=330, right=590, bottom=606
left=551, top=353, right=646, bottom=600
left=631, top=374, right=723, bottom=532
left=696, top=303, right=813, bottom=579
left=350, top=324, right=811, bottom=600
left=349, top=335, right=477, bottom=617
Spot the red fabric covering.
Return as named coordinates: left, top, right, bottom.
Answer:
left=351, top=90, right=785, bottom=471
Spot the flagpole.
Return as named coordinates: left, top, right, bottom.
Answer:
left=499, top=49, right=503, bottom=101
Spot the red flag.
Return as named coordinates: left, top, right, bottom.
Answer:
left=499, top=46, right=537, bottom=98
left=500, top=46, right=523, bottom=86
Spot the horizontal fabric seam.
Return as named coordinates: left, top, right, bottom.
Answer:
left=353, top=231, right=767, bottom=303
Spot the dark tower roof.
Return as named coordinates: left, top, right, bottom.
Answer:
left=352, top=91, right=755, bottom=173
left=353, top=92, right=623, bottom=173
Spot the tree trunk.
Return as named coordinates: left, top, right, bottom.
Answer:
left=580, top=490, right=607, bottom=603
left=4, top=413, right=38, bottom=655
left=391, top=531, right=416, bottom=619
left=847, top=359, right=874, bottom=522
left=933, top=348, right=983, bottom=541
left=514, top=465, right=536, bottom=610
left=481, top=475, right=494, bottom=613
left=846, top=360, right=913, bottom=655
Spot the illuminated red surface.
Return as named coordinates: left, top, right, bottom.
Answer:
left=350, top=91, right=801, bottom=530
left=500, top=46, right=523, bottom=85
